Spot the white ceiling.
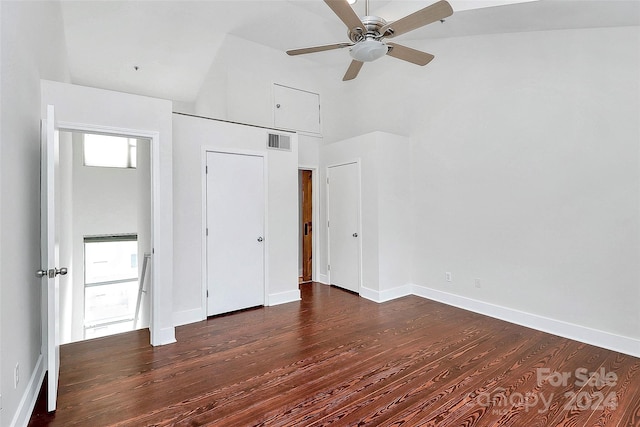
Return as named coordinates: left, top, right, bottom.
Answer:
left=59, top=0, right=640, bottom=102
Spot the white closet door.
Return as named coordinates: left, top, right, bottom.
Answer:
left=206, top=151, right=265, bottom=316
left=273, top=84, right=321, bottom=134
left=328, top=162, right=360, bottom=293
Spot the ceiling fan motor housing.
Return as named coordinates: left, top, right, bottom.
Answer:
left=347, top=15, right=388, bottom=42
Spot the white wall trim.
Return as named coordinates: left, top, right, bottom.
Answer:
left=360, top=284, right=412, bottom=303
left=409, top=284, right=640, bottom=358
left=317, top=274, right=329, bottom=285
left=155, top=327, right=177, bottom=346
left=10, top=354, right=45, bottom=427
left=173, top=308, right=204, bottom=328
left=268, top=289, right=301, bottom=306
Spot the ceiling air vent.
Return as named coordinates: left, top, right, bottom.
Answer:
left=267, top=133, right=291, bottom=151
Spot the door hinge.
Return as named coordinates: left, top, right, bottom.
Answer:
left=327, top=221, right=330, bottom=227
left=206, top=165, right=208, bottom=174
left=206, top=228, right=209, bottom=236
left=328, top=264, right=330, bottom=271
left=206, top=290, right=209, bottom=298
left=327, top=177, right=329, bottom=184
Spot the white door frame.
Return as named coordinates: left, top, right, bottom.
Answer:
left=201, top=147, right=269, bottom=319
left=326, top=160, right=363, bottom=292
left=298, top=165, right=319, bottom=282
left=56, top=120, right=162, bottom=345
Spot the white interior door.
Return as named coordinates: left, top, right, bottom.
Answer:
left=206, top=151, right=265, bottom=316
left=328, top=162, right=360, bottom=293
left=40, top=105, right=64, bottom=411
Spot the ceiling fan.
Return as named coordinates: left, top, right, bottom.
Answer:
left=286, top=0, right=453, bottom=81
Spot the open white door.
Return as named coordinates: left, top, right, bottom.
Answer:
left=39, top=104, right=65, bottom=411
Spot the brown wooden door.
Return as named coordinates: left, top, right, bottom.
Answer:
left=301, top=170, right=312, bottom=282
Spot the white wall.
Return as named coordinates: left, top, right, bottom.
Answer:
left=320, top=25, right=639, bottom=354
left=0, top=1, right=70, bottom=426
left=321, top=132, right=413, bottom=299
left=41, top=80, right=175, bottom=347
left=408, top=26, right=640, bottom=343
left=172, top=113, right=300, bottom=325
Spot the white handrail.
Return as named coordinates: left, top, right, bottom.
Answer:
left=133, top=253, right=152, bottom=329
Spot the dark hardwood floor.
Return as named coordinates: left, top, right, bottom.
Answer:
left=29, top=283, right=640, bottom=426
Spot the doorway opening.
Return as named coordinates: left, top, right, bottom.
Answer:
left=299, top=169, right=313, bottom=284
left=58, top=130, right=152, bottom=344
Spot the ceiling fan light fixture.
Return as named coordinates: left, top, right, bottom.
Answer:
left=349, top=39, right=388, bottom=62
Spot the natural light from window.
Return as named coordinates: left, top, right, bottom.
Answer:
left=83, top=133, right=137, bottom=169
left=84, top=236, right=139, bottom=339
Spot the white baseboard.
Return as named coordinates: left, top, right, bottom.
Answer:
left=173, top=308, right=204, bottom=327
left=410, top=284, right=640, bottom=358
left=316, top=274, right=329, bottom=285
left=268, top=289, right=301, bottom=306
left=10, top=354, right=45, bottom=427
left=360, top=284, right=412, bottom=303
left=151, top=326, right=176, bottom=346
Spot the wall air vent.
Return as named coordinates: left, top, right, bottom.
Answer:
left=267, top=133, right=291, bottom=151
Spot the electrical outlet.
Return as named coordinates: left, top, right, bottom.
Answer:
left=445, top=272, right=452, bottom=282
left=475, top=278, right=481, bottom=288
left=14, top=363, right=19, bottom=389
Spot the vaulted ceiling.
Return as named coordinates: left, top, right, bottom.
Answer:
left=59, top=0, right=640, bottom=102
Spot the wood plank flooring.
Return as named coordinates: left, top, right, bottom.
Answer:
left=29, top=283, right=640, bottom=426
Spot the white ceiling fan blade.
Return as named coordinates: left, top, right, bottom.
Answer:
left=386, top=42, right=435, bottom=66
left=287, top=43, right=353, bottom=56
left=380, top=0, right=453, bottom=38
left=324, top=0, right=366, bottom=33
left=343, top=60, right=364, bottom=81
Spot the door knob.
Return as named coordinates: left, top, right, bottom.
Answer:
left=257, top=237, right=264, bottom=242
left=36, top=267, right=68, bottom=278
left=352, top=233, right=358, bottom=237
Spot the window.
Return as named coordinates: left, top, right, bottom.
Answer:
left=83, top=133, right=137, bottom=169
left=84, top=235, right=139, bottom=339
